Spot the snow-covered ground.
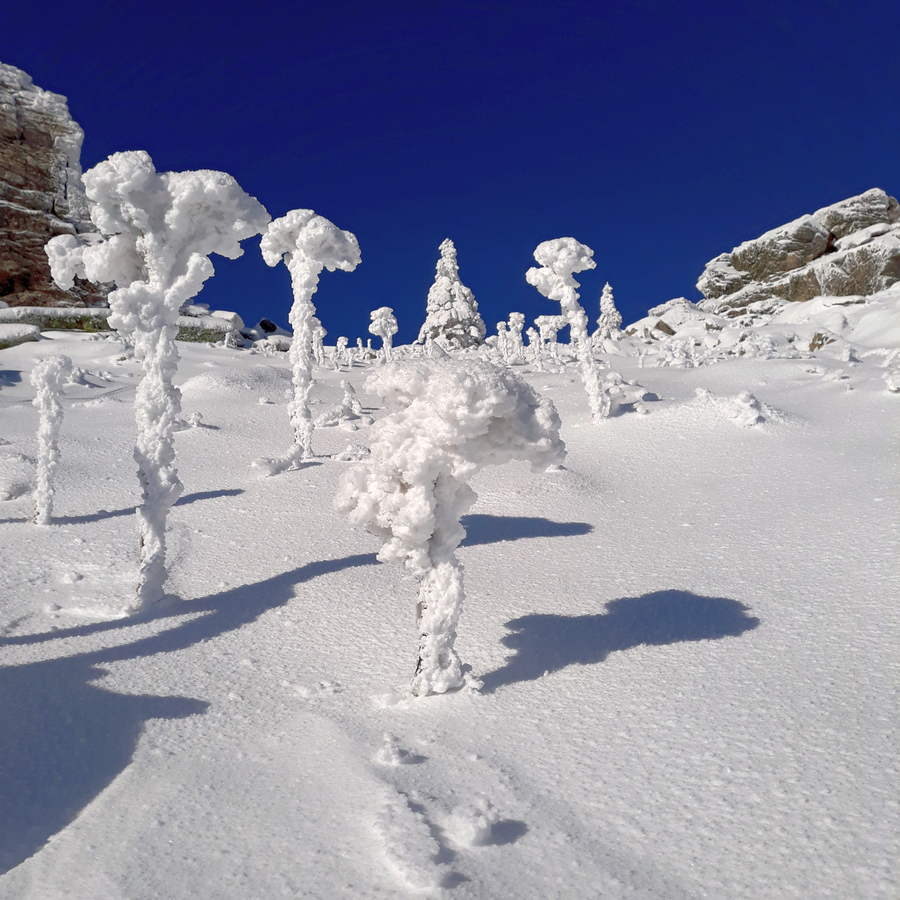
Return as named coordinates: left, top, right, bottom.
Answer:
left=0, top=329, right=896, bottom=898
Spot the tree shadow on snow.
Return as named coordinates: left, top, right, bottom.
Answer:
left=0, top=369, right=23, bottom=388
left=54, top=488, right=246, bottom=525
left=480, top=591, right=760, bottom=694
left=461, top=514, right=592, bottom=546
left=0, top=551, right=378, bottom=874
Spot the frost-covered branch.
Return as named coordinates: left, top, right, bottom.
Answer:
left=527, top=238, right=609, bottom=420
left=31, top=354, right=73, bottom=526
left=45, top=150, right=270, bottom=608
left=258, top=209, right=361, bottom=473
left=335, top=359, right=566, bottom=696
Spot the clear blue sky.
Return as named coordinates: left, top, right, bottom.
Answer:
left=3, top=0, right=897, bottom=342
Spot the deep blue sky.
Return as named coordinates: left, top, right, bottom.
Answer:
left=3, top=1, right=897, bottom=342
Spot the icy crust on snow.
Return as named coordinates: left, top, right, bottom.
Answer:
left=336, top=358, right=565, bottom=694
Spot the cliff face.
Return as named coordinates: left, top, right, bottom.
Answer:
left=696, top=189, right=900, bottom=319
left=0, top=62, right=106, bottom=308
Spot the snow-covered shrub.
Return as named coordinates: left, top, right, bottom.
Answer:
left=315, top=379, right=370, bottom=429
left=506, top=312, right=526, bottom=364
left=593, top=281, right=623, bottom=345
left=418, top=238, right=486, bottom=349
left=335, top=359, right=566, bottom=696
left=311, top=317, right=327, bottom=366
left=527, top=238, right=609, bottom=420
left=335, top=336, right=349, bottom=368
left=31, top=354, right=73, bottom=525
left=525, top=326, right=542, bottom=367
left=369, top=306, right=399, bottom=363
left=258, top=209, right=361, bottom=473
left=535, top=314, right=567, bottom=362
left=495, top=322, right=509, bottom=363
left=45, top=150, right=270, bottom=608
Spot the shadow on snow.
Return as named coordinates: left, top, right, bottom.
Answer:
left=461, top=513, right=592, bottom=546
left=0, top=551, right=376, bottom=875
left=54, top=487, right=247, bottom=525
left=480, top=590, right=760, bottom=693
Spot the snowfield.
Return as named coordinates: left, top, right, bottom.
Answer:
left=0, top=329, right=896, bottom=898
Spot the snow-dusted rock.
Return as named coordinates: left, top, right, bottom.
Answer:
left=0, top=322, right=40, bottom=349
left=0, top=62, right=107, bottom=309
left=696, top=189, right=900, bottom=318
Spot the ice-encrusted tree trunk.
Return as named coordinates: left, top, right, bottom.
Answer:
left=45, top=151, right=270, bottom=608
left=594, top=281, right=623, bottom=345
left=369, top=306, right=398, bottom=363
left=258, top=209, right=360, bottom=473
left=335, top=359, right=566, bottom=696
left=31, top=354, right=73, bottom=526
left=527, top=238, right=609, bottom=421
left=418, top=238, right=486, bottom=350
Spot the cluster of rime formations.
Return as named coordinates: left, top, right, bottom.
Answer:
left=2, top=60, right=899, bottom=695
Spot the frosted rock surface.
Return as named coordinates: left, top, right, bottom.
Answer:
left=0, top=62, right=106, bottom=308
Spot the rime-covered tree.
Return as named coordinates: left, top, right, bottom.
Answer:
left=31, top=354, right=73, bottom=526
left=527, top=238, right=609, bottom=421
left=594, top=281, right=623, bottom=344
left=256, top=209, right=360, bottom=475
left=506, top=312, right=526, bottom=364
left=369, top=306, right=399, bottom=362
left=46, top=150, right=270, bottom=608
left=335, top=359, right=566, bottom=696
left=418, top=239, right=486, bottom=349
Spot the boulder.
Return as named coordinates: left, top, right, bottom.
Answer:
left=0, top=62, right=107, bottom=309
left=696, top=189, right=900, bottom=318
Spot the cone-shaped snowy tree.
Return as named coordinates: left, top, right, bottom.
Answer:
left=418, top=239, right=486, bottom=349
left=257, top=210, right=361, bottom=474
left=527, top=238, right=609, bottom=421
left=31, top=354, right=73, bottom=526
left=369, top=306, right=398, bottom=363
left=46, top=151, right=270, bottom=608
left=335, top=359, right=566, bottom=696
left=594, top=281, right=623, bottom=345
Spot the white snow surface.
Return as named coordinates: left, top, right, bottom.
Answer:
left=0, top=330, right=896, bottom=898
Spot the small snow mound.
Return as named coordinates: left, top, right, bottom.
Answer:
left=694, top=387, right=784, bottom=427
left=181, top=365, right=292, bottom=396
left=374, top=793, right=444, bottom=891
left=332, top=444, right=369, bottom=462
left=375, top=733, right=422, bottom=766
left=442, top=797, right=501, bottom=849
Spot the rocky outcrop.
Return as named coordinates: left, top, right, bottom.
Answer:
left=0, top=62, right=107, bottom=308
left=697, top=189, right=900, bottom=318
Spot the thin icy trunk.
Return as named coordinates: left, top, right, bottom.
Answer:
left=133, top=323, right=183, bottom=606
left=286, top=253, right=321, bottom=460
left=31, top=355, right=72, bottom=526
left=411, top=473, right=474, bottom=695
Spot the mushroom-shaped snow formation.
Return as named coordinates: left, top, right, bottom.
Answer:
left=335, top=358, right=566, bottom=696
left=258, top=209, right=360, bottom=473
left=45, top=150, right=270, bottom=608
left=369, top=306, right=399, bottom=362
left=527, top=237, right=609, bottom=420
